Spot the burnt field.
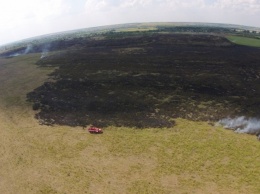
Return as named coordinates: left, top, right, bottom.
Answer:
left=27, top=33, right=260, bottom=128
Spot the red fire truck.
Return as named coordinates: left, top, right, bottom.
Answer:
left=88, top=126, right=103, bottom=134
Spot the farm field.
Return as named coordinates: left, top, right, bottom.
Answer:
left=227, top=35, right=260, bottom=47
left=1, top=25, right=260, bottom=193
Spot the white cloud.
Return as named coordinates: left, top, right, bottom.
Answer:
left=120, top=0, right=153, bottom=7
left=0, top=0, right=72, bottom=45
left=213, top=0, right=260, bottom=13
left=85, top=0, right=111, bottom=12
left=81, top=0, right=260, bottom=25
left=88, top=0, right=259, bottom=25
left=0, top=0, right=260, bottom=45
left=0, top=0, right=70, bottom=29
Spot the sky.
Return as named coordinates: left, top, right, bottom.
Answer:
left=0, top=0, right=260, bottom=45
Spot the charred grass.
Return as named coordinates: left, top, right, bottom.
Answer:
left=27, top=33, right=260, bottom=127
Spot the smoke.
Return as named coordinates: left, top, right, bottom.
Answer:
left=40, top=44, right=51, bottom=59
left=23, top=44, right=32, bottom=54
left=8, top=53, right=21, bottom=57
left=40, top=51, right=48, bottom=59
left=6, top=44, right=51, bottom=59
left=7, top=44, right=32, bottom=58
left=219, top=116, right=260, bottom=136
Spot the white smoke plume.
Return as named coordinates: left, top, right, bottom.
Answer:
left=7, top=44, right=32, bottom=57
left=40, top=51, right=47, bottom=59
left=219, top=116, right=260, bottom=136
left=40, top=44, right=51, bottom=59
left=8, top=53, right=21, bottom=57
left=23, top=44, right=32, bottom=54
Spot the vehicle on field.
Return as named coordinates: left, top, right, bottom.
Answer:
left=88, top=126, right=103, bottom=134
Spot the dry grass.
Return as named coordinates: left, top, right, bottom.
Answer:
left=0, top=54, right=260, bottom=193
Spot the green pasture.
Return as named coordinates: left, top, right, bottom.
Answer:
left=227, top=35, right=260, bottom=47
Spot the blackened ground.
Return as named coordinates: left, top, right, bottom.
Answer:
left=27, top=33, right=260, bottom=127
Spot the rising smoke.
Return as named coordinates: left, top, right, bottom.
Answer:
left=219, top=116, right=260, bottom=139
left=8, top=53, right=21, bottom=57
left=7, top=44, right=32, bottom=57
left=23, top=44, right=32, bottom=54
left=6, top=43, right=51, bottom=58
left=40, top=44, right=51, bottom=59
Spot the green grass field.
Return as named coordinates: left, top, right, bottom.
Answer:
left=1, top=53, right=260, bottom=193
left=227, top=35, right=260, bottom=47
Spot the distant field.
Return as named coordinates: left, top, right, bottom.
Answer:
left=116, top=27, right=158, bottom=32
left=227, top=35, right=260, bottom=47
